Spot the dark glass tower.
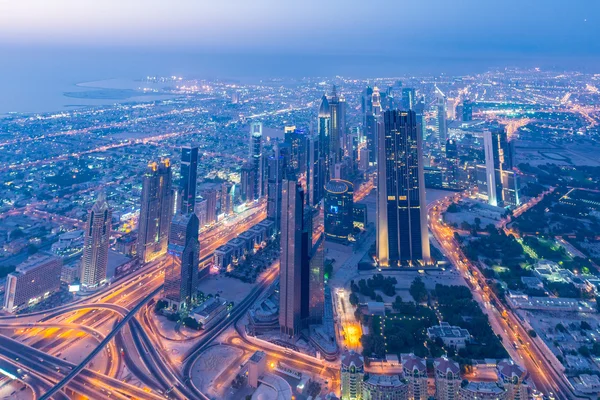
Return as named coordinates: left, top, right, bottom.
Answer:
left=267, top=147, right=283, bottom=232
left=250, top=122, right=263, bottom=200
left=376, top=110, right=430, bottom=267
left=401, top=88, right=416, bottom=110
left=180, top=146, right=198, bottom=215
left=324, top=179, right=354, bottom=242
left=164, top=213, right=200, bottom=311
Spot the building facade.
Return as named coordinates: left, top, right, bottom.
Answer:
left=80, top=192, right=111, bottom=289
left=341, top=351, right=364, bottom=400
left=137, top=159, right=174, bottom=264
left=376, top=110, right=430, bottom=267
left=362, top=374, right=408, bottom=400
left=401, top=354, right=428, bottom=400
left=250, top=122, right=264, bottom=200
left=324, top=179, right=354, bottom=242
left=434, top=357, right=461, bottom=400
left=180, top=146, right=198, bottom=214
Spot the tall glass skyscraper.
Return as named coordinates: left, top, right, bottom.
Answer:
left=324, top=179, right=354, bottom=242
left=377, top=110, right=430, bottom=267
left=179, top=146, right=198, bottom=215
left=250, top=122, right=263, bottom=201
left=138, top=159, right=174, bottom=264
left=80, top=192, right=111, bottom=289
left=279, top=180, right=303, bottom=337
left=164, top=213, right=200, bottom=311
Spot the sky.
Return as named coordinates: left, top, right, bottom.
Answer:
left=1, top=0, right=599, bottom=58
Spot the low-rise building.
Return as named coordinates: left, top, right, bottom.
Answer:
left=4, top=254, right=62, bottom=313
left=362, top=374, right=407, bottom=400
left=458, top=381, right=507, bottom=400
left=248, top=350, right=267, bottom=388
left=192, top=297, right=228, bottom=330
left=427, top=322, right=471, bottom=349
left=214, top=245, right=233, bottom=270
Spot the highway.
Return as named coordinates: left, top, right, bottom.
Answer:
left=428, top=192, right=582, bottom=400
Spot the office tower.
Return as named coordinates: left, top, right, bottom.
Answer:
left=318, top=95, right=332, bottom=180
left=221, top=182, right=233, bottom=216
left=180, top=146, right=198, bottom=214
left=80, top=192, right=111, bottom=289
left=362, top=87, right=377, bottom=165
left=284, top=126, right=307, bottom=175
left=445, top=138, right=459, bottom=188
left=414, top=96, right=426, bottom=142
left=401, top=87, right=416, bottom=110
left=240, top=162, right=256, bottom=203
left=4, top=254, right=62, bottom=313
left=434, top=357, right=461, bottom=400
left=435, top=87, right=447, bottom=143
left=247, top=351, right=267, bottom=388
left=307, top=134, right=325, bottom=206
left=497, top=360, right=530, bottom=400
left=324, top=180, right=354, bottom=242
left=341, top=351, right=364, bottom=400
left=279, top=180, right=303, bottom=337
left=463, top=99, right=473, bottom=121
left=402, top=354, right=428, bottom=400
left=163, top=213, right=200, bottom=311
left=376, top=110, right=430, bottom=267
left=267, top=147, right=283, bottom=232
left=383, top=86, right=395, bottom=110
left=138, top=159, right=174, bottom=264
left=483, top=127, right=507, bottom=207
left=200, top=188, right=218, bottom=225
left=328, top=86, right=346, bottom=168
left=501, top=170, right=521, bottom=207
left=308, top=233, right=325, bottom=324
left=300, top=205, right=312, bottom=325
left=250, top=122, right=263, bottom=200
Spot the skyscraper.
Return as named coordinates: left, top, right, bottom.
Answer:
left=138, top=159, right=174, bottom=264
left=267, top=147, right=283, bottom=232
left=318, top=95, right=331, bottom=182
left=445, top=138, right=459, bottom=188
left=308, top=233, right=325, bottom=325
left=240, top=162, right=256, bottom=204
left=377, top=110, right=430, bottom=267
left=250, top=122, right=263, bottom=200
left=306, top=134, right=325, bottom=206
left=328, top=86, right=346, bottom=169
left=179, top=146, right=198, bottom=215
left=284, top=126, right=307, bottom=175
left=163, top=213, right=200, bottom=311
left=80, top=192, right=111, bottom=289
left=279, top=180, right=303, bottom=337
left=362, top=86, right=377, bottom=165
left=401, top=87, right=416, bottom=110
left=435, top=87, right=447, bottom=143
left=324, top=180, right=354, bottom=242
left=463, top=99, right=473, bottom=121
left=483, top=126, right=507, bottom=207
left=414, top=96, right=427, bottom=143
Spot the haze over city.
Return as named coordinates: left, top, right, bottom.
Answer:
left=0, top=2, right=600, bottom=400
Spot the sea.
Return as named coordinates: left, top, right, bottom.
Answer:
left=2, top=46, right=599, bottom=116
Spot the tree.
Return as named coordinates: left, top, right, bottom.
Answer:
left=528, top=329, right=537, bottom=338
left=182, top=316, right=202, bottom=330
left=409, top=277, right=428, bottom=303
left=578, top=345, right=591, bottom=357
left=580, top=321, right=592, bottom=331
left=154, top=299, right=168, bottom=313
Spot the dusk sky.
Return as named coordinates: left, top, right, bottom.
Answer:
left=1, top=0, right=599, bottom=57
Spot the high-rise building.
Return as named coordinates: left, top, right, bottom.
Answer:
left=328, top=86, right=346, bottom=169
left=401, top=354, right=428, bottom=400
left=307, top=134, right=325, bottom=206
left=308, top=233, right=325, bottom=325
left=436, top=87, right=448, bottom=143
left=80, top=192, right=111, bottom=289
left=414, top=96, right=427, bottom=143
left=163, top=213, right=200, bottom=311
left=324, top=180, right=354, bottom=242
left=445, top=139, right=460, bottom=188
left=458, top=381, right=507, bottom=400
left=250, top=122, right=264, bottom=200
left=341, top=351, right=364, bottom=400
left=318, top=95, right=332, bottom=181
left=463, top=100, right=473, bottom=122
left=4, top=254, right=62, bottom=313
left=279, top=180, right=303, bottom=337
left=240, top=162, right=256, bottom=204
left=200, top=188, right=218, bottom=226
left=267, top=147, right=283, bottom=232
left=501, top=170, right=521, bottom=207
left=483, top=127, right=507, bottom=207
left=434, top=357, right=461, bottom=400
left=284, top=126, right=307, bottom=175
left=401, top=88, right=416, bottom=110
left=362, top=86, right=377, bottom=165
left=497, top=360, right=530, bottom=400
left=180, top=146, right=198, bottom=214
left=138, top=159, right=174, bottom=264
left=377, top=110, right=430, bottom=267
